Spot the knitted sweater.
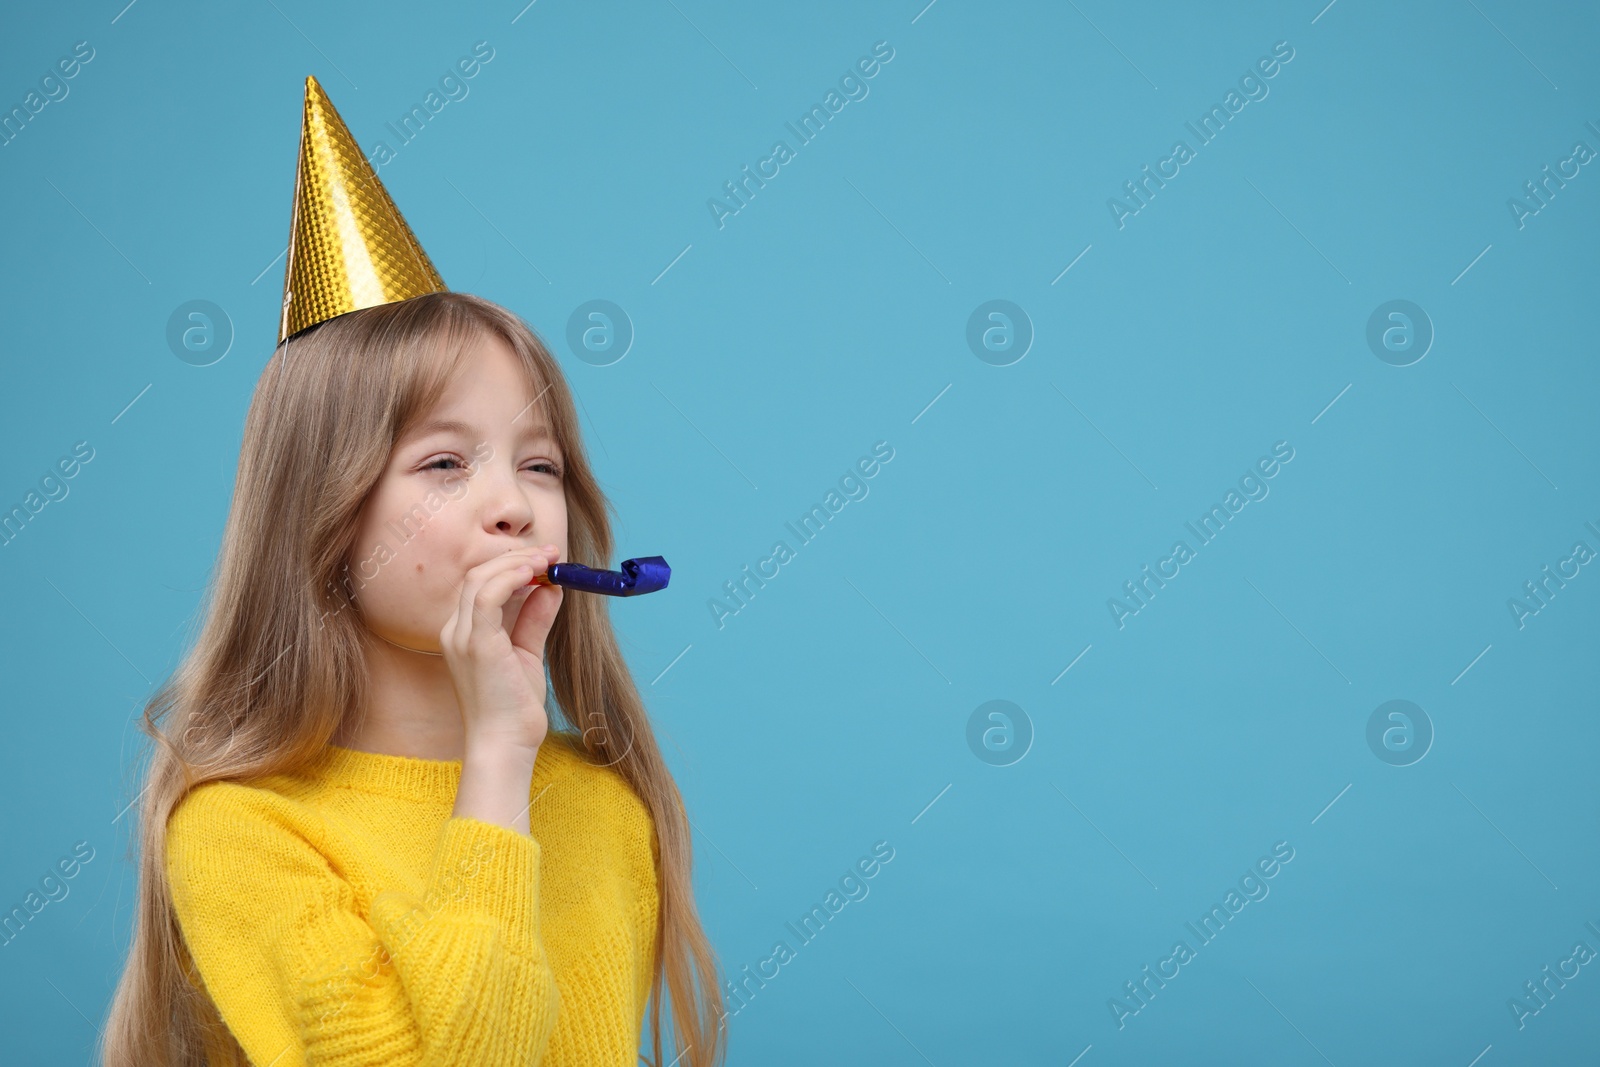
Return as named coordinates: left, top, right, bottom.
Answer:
left=164, top=730, right=660, bottom=1067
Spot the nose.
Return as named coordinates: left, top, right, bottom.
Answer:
left=479, top=462, right=535, bottom=537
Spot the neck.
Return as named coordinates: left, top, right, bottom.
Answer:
left=337, top=627, right=469, bottom=761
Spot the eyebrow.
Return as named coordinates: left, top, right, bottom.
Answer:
left=402, top=418, right=557, bottom=446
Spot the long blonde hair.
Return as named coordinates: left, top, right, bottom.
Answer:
left=99, top=291, right=727, bottom=1067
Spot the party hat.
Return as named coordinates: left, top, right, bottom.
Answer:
left=278, top=75, right=446, bottom=343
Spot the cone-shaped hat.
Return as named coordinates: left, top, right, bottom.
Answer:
left=278, top=75, right=446, bottom=343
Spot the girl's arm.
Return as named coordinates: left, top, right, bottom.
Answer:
left=166, top=781, right=560, bottom=1067
left=453, top=740, right=539, bottom=836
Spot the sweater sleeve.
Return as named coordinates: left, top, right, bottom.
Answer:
left=165, top=783, right=561, bottom=1067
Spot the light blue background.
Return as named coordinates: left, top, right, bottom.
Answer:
left=2, top=1, right=1597, bottom=1064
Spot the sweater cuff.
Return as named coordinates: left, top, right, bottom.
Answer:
left=420, top=816, right=541, bottom=952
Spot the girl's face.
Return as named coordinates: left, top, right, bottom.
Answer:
left=345, top=330, right=569, bottom=652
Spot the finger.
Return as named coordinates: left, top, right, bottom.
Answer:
left=508, top=546, right=561, bottom=595
left=489, top=547, right=558, bottom=597
left=508, top=547, right=563, bottom=651
left=450, top=553, right=545, bottom=652
left=509, top=580, right=563, bottom=656
left=463, top=555, right=553, bottom=651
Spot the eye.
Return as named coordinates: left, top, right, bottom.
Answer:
left=419, top=454, right=563, bottom=478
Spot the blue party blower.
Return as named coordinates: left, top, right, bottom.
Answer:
left=528, top=555, right=670, bottom=597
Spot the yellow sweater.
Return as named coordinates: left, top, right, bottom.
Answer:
left=164, top=730, right=660, bottom=1067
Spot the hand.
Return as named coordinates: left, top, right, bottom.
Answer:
left=440, top=545, right=565, bottom=755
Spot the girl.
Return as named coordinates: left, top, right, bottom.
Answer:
left=99, top=291, right=727, bottom=1066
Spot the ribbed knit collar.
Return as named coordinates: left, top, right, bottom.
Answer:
left=307, top=731, right=579, bottom=803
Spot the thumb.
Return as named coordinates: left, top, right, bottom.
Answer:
left=509, top=581, right=563, bottom=659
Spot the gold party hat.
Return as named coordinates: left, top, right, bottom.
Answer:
left=278, top=75, right=446, bottom=343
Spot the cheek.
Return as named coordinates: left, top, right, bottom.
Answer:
left=545, top=494, right=570, bottom=549
left=352, top=486, right=459, bottom=605
left=399, top=511, right=463, bottom=589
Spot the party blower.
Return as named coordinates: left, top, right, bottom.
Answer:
left=526, top=555, right=671, bottom=597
